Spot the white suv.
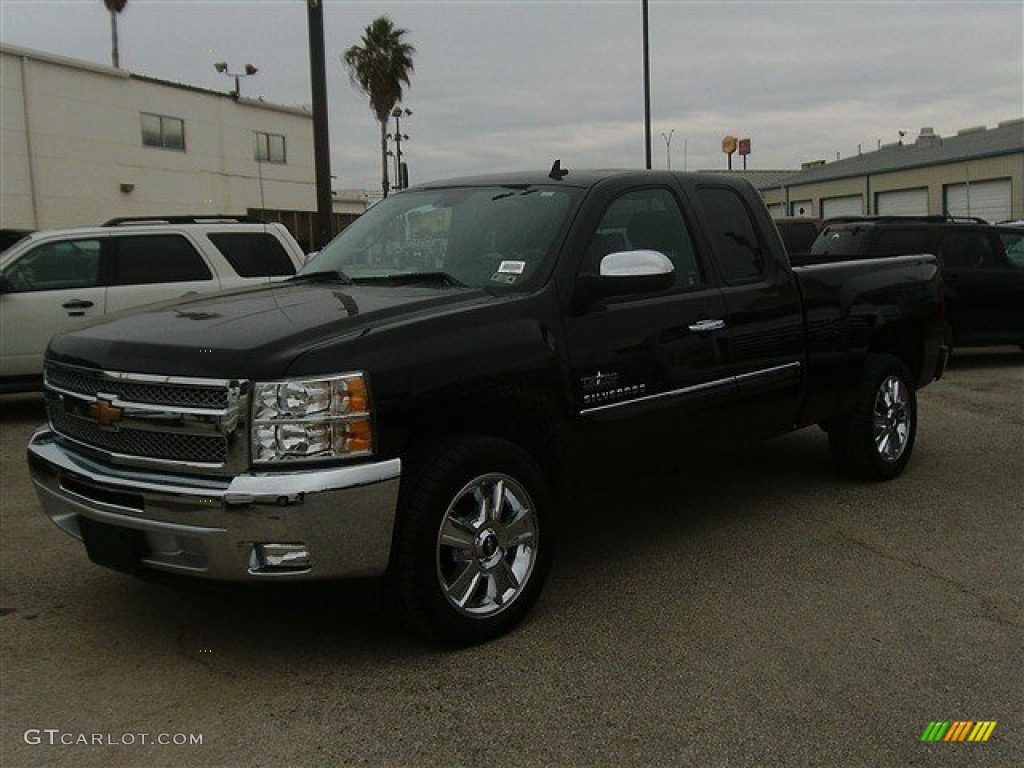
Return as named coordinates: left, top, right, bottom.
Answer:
left=0, top=217, right=306, bottom=392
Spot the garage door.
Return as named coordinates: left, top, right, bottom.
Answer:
left=821, top=195, right=863, bottom=219
left=767, top=203, right=786, bottom=219
left=945, top=178, right=1012, bottom=222
left=790, top=199, right=814, bottom=217
left=876, top=188, right=928, bottom=216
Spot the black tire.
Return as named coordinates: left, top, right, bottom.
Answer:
left=390, top=436, right=552, bottom=645
left=829, top=354, right=917, bottom=481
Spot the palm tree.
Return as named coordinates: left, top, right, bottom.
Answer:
left=343, top=16, right=415, bottom=198
left=103, top=0, right=127, bottom=68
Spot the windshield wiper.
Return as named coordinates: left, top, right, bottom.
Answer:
left=289, top=269, right=353, bottom=284
left=353, top=271, right=467, bottom=288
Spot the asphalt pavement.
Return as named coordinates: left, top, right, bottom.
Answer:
left=1, top=349, right=1021, bottom=767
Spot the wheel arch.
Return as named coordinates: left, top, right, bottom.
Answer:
left=867, top=319, right=926, bottom=388
left=396, top=387, right=576, bottom=505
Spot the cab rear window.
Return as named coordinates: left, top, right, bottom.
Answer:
left=810, top=225, right=871, bottom=256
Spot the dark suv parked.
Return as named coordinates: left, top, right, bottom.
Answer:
left=806, top=216, right=1024, bottom=351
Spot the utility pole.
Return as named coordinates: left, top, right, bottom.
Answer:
left=642, top=0, right=652, bottom=170
left=307, top=0, right=333, bottom=250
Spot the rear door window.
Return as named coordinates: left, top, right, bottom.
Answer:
left=208, top=232, right=296, bottom=277
left=112, top=235, right=212, bottom=285
left=939, top=231, right=992, bottom=268
left=695, top=186, right=767, bottom=284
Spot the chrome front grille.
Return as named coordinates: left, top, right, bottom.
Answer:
left=46, top=364, right=229, bottom=410
left=44, top=363, right=248, bottom=474
left=48, top=408, right=229, bottom=464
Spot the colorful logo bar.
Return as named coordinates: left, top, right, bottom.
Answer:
left=921, top=721, right=997, bottom=742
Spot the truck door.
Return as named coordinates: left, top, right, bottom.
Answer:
left=692, top=184, right=805, bottom=440
left=0, top=236, right=108, bottom=380
left=563, top=186, right=733, bottom=478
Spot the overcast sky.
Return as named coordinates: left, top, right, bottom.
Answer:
left=1, top=1, right=1021, bottom=192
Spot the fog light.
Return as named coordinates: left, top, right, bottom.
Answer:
left=248, top=543, right=311, bottom=573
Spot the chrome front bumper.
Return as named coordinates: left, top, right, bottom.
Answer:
left=27, top=427, right=401, bottom=581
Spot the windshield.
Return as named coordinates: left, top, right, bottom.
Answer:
left=304, top=185, right=581, bottom=290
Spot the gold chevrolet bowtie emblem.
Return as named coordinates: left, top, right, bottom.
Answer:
left=89, top=398, right=123, bottom=428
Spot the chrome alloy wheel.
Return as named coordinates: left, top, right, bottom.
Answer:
left=435, top=473, right=539, bottom=619
left=873, top=375, right=911, bottom=462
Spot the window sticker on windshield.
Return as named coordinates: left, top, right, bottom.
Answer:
left=490, top=273, right=518, bottom=285
left=497, top=260, right=526, bottom=275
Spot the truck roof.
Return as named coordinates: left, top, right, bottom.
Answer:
left=412, top=168, right=754, bottom=192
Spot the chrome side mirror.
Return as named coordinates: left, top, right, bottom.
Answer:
left=576, top=250, right=675, bottom=306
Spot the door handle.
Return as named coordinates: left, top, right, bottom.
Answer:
left=688, top=319, right=726, bottom=333
left=62, top=300, right=94, bottom=309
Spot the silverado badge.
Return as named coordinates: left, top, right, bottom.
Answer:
left=581, top=370, right=619, bottom=392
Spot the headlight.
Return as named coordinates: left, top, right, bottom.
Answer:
left=251, top=373, right=373, bottom=464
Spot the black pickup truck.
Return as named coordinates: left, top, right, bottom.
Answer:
left=28, top=169, right=947, bottom=644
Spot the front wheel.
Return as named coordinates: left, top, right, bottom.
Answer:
left=390, top=436, right=552, bottom=645
left=829, top=355, right=917, bottom=481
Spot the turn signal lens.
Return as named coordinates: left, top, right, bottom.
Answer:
left=338, top=376, right=369, bottom=415
left=340, top=419, right=373, bottom=454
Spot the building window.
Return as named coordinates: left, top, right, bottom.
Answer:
left=141, top=113, right=185, bottom=151
left=254, top=131, right=286, bottom=164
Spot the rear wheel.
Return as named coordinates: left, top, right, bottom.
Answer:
left=829, top=355, right=917, bottom=481
left=390, top=436, right=552, bottom=645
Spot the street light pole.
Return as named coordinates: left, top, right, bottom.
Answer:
left=389, top=108, right=411, bottom=191
left=214, top=61, right=258, bottom=98
left=661, top=129, right=675, bottom=170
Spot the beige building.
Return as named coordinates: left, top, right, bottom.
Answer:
left=760, top=120, right=1023, bottom=222
left=1, top=43, right=368, bottom=250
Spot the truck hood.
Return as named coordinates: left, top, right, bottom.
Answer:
left=46, top=280, right=494, bottom=380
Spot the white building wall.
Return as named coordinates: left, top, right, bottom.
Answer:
left=1, top=44, right=319, bottom=230
left=1, top=49, right=35, bottom=226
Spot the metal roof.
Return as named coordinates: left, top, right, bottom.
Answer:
left=697, top=169, right=800, bottom=189
left=770, top=120, right=1023, bottom=188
